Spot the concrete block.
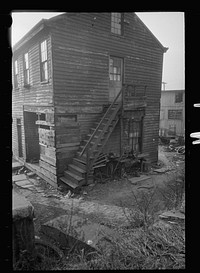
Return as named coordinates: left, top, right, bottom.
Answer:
left=12, top=162, right=23, bottom=170
left=15, top=180, right=33, bottom=187
left=12, top=190, right=35, bottom=266
left=41, top=214, right=119, bottom=253
left=12, top=174, right=27, bottom=182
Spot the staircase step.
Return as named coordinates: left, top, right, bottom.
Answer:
left=90, top=142, right=102, bottom=147
left=60, top=177, right=79, bottom=189
left=68, top=164, right=86, bottom=178
left=64, top=170, right=84, bottom=184
left=87, top=134, right=98, bottom=139
left=73, top=158, right=87, bottom=170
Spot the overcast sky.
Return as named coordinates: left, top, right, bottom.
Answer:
left=11, top=11, right=184, bottom=91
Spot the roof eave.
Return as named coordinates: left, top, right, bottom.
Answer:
left=12, top=19, right=47, bottom=52
left=134, top=13, right=168, bottom=53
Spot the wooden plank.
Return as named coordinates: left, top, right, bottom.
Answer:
left=39, top=138, right=55, bottom=147
left=40, top=167, right=57, bottom=183
left=56, top=135, right=80, bottom=144
left=44, top=146, right=56, bottom=158
left=39, top=160, right=57, bottom=175
left=56, top=142, right=80, bottom=149
left=46, top=113, right=55, bottom=123
left=40, top=154, right=56, bottom=166
left=36, top=120, right=55, bottom=126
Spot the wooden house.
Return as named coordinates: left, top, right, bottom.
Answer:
left=159, top=89, right=185, bottom=137
left=12, top=12, right=168, bottom=189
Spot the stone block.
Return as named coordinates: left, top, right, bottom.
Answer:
left=12, top=174, right=27, bottom=182
left=12, top=191, right=35, bottom=266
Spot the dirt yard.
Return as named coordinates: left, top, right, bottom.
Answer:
left=13, top=144, right=185, bottom=233
left=83, top=145, right=184, bottom=208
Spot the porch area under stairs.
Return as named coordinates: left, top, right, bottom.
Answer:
left=59, top=84, right=147, bottom=190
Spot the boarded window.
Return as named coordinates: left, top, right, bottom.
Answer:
left=14, top=60, right=19, bottom=88
left=109, top=56, right=123, bottom=81
left=168, top=110, right=183, bottom=120
left=111, top=13, right=123, bottom=35
left=175, top=92, right=183, bottom=103
left=23, top=52, right=30, bottom=86
left=40, top=40, right=48, bottom=82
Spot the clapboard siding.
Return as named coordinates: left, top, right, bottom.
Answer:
left=49, top=12, right=164, bottom=163
left=12, top=31, right=55, bottom=184
left=12, top=12, right=166, bottom=187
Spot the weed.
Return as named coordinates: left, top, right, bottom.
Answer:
left=159, top=167, right=185, bottom=210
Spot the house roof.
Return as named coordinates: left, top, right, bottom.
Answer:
left=13, top=12, right=168, bottom=53
left=161, top=89, right=185, bottom=93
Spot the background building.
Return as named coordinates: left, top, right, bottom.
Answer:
left=159, top=89, right=185, bottom=137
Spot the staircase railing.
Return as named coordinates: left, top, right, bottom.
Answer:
left=80, top=85, right=125, bottom=157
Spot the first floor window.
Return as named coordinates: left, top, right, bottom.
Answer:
left=40, top=40, right=48, bottom=82
left=124, top=118, right=142, bottom=153
left=23, top=52, right=30, bottom=86
left=14, top=60, right=19, bottom=88
left=168, top=109, right=183, bottom=120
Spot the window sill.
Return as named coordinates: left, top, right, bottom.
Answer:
left=40, top=80, right=49, bottom=85
left=24, top=84, right=31, bottom=89
left=111, top=33, right=125, bottom=38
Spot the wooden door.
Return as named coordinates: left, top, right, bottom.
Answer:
left=109, top=56, right=123, bottom=102
left=17, top=119, right=23, bottom=157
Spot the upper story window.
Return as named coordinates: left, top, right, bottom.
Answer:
left=40, top=40, right=48, bottom=82
left=175, top=92, right=183, bottom=103
left=111, top=13, right=123, bottom=35
left=14, top=60, right=19, bottom=89
left=23, top=52, right=30, bottom=86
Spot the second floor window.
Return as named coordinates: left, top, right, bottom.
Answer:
left=23, top=52, right=30, bottom=86
left=14, top=60, right=19, bottom=88
left=175, top=92, right=183, bottom=103
left=40, top=40, right=48, bottom=82
left=111, top=13, right=123, bottom=35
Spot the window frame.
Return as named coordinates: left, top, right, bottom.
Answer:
left=23, top=52, right=30, bottom=87
left=109, top=56, right=123, bottom=82
left=40, top=39, right=48, bottom=83
left=168, top=109, right=183, bottom=120
left=125, top=118, right=143, bottom=153
left=14, top=60, right=19, bottom=89
left=175, top=92, right=183, bottom=103
left=111, top=12, right=124, bottom=36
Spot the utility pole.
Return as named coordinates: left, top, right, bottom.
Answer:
left=162, top=82, right=167, bottom=91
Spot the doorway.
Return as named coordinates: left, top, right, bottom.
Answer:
left=109, top=56, right=123, bottom=102
left=16, top=118, right=23, bottom=157
left=24, top=111, right=40, bottom=163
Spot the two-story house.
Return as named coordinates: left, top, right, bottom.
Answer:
left=159, top=89, right=185, bottom=138
left=12, top=12, right=168, bottom=189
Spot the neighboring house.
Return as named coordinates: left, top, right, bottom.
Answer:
left=12, top=12, right=167, bottom=189
left=159, top=90, right=185, bottom=137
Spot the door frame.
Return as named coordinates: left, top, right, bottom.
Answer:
left=109, top=55, right=124, bottom=101
left=16, top=118, right=23, bottom=157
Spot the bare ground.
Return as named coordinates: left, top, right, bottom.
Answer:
left=13, top=145, right=185, bottom=233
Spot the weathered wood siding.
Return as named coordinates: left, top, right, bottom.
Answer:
left=49, top=12, right=165, bottom=163
left=12, top=31, right=57, bottom=184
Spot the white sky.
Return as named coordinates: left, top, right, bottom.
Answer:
left=11, top=11, right=184, bottom=91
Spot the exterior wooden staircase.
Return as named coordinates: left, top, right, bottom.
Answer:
left=59, top=86, right=124, bottom=190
